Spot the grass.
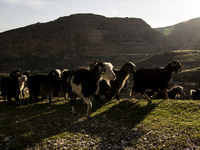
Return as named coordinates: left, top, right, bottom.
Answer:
left=0, top=97, right=200, bottom=149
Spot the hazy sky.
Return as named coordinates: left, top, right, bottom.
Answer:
left=0, top=0, right=200, bottom=32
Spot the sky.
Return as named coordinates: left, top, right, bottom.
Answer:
left=0, top=0, right=200, bottom=32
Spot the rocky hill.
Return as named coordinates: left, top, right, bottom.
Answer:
left=155, top=17, right=200, bottom=50
left=0, top=14, right=173, bottom=72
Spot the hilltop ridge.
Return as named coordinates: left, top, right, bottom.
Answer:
left=155, top=17, right=200, bottom=50
left=0, top=14, right=172, bottom=71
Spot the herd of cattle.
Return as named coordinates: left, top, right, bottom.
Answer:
left=0, top=60, right=199, bottom=118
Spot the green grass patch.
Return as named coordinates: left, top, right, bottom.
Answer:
left=0, top=97, right=200, bottom=149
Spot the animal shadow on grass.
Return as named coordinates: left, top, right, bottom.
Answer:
left=84, top=100, right=166, bottom=149
left=0, top=97, right=165, bottom=149
left=0, top=98, right=73, bottom=149
left=64, top=99, right=166, bottom=149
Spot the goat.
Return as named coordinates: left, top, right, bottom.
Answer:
left=18, top=75, right=28, bottom=98
left=166, top=85, right=185, bottom=99
left=60, top=69, right=73, bottom=99
left=67, top=62, right=116, bottom=119
left=190, top=89, right=200, bottom=100
left=89, top=62, right=111, bottom=100
left=27, top=74, right=46, bottom=102
left=106, top=62, right=135, bottom=100
left=130, top=60, right=182, bottom=102
left=94, top=79, right=111, bottom=100
left=1, top=70, right=29, bottom=102
left=146, top=85, right=185, bottom=99
left=190, top=83, right=200, bottom=100
left=10, top=69, right=21, bottom=79
left=23, top=71, right=30, bottom=78
left=1, top=75, right=20, bottom=103
left=27, top=69, right=61, bottom=103
left=1, top=76, right=10, bottom=100
left=40, top=69, right=61, bottom=102
left=97, top=62, right=136, bottom=100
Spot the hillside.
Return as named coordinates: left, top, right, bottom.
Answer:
left=0, top=14, right=172, bottom=72
left=1, top=14, right=200, bottom=73
left=136, top=50, right=200, bottom=69
left=155, top=17, right=200, bottom=50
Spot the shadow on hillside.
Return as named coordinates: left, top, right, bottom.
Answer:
left=0, top=97, right=165, bottom=149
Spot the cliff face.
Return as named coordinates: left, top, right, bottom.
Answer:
left=155, top=17, right=200, bottom=50
left=0, top=14, right=172, bottom=59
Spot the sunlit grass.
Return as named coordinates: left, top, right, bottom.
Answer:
left=91, top=99, right=120, bottom=117
left=183, top=66, right=200, bottom=72
left=173, top=50, right=200, bottom=53
left=1, top=97, right=200, bottom=149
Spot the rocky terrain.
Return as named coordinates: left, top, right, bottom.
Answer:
left=0, top=13, right=172, bottom=72
left=0, top=14, right=200, bottom=73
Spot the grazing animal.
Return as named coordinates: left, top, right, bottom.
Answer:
left=190, top=89, right=200, bottom=100
left=98, top=62, right=136, bottom=100
left=18, top=75, right=28, bottom=98
left=10, top=69, right=21, bottom=78
left=27, top=74, right=46, bottom=102
left=106, top=62, right=136, bottom=100
left=60, top=69, right=73, bottom=99
left=190, top=83, right=200, bottom=100
left=0, top=70, right=30, bottom=102
left=40, top=69, right=61, bottom=102
left=130, top=61, right=182, bottom=102
left=1, top=75, right=20, bottom=103
left=67, top=62, right=116, bottom=119
left=23, top=71, right=30, bottom=78
left=27, top=69, right=61, bottom=103
left=1, top=76, right=10, bottom=100
left=94, top=79, right=110, bottom=100
left=147, top=85, right=186, bottom=99
left=89, top=62, right=111, bottom=100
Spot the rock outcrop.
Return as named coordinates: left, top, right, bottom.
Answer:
left=0, top=13, right=173, bottom=71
